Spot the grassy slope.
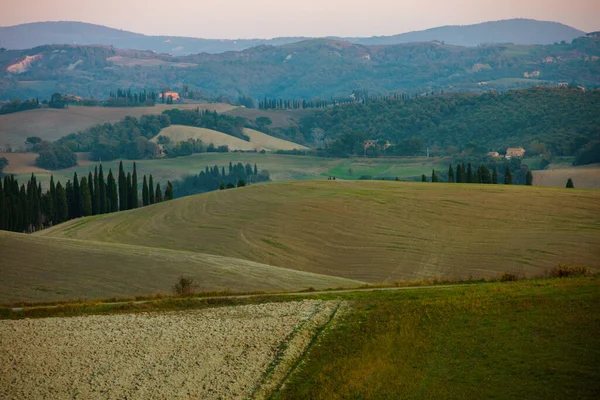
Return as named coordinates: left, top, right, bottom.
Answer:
left=151, top=126, right=307, bottom=151
left=242, top=128, right=308, bottom=150
left=36, top=181, right=600, bottom=283
left=276, top=276, right=600, bottom=399
left=225, top=108, right=313, bottom=128
left=152, top=125, right=256, bottom=150
left=0, top=103, right=235, bottom=149
left=0, top=230, right=362, bottom=304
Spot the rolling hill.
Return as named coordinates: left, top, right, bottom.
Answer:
left=0, top=230, right=362, bottom=303
left=36, top=181, right=600, bottom=284
left=0, top=103, right=236, bottom=149
left=1, top=30, right=598, bottom=101
left=0, top=19, right=586, bottom=55
left=151, top=126, right=308, bottom=151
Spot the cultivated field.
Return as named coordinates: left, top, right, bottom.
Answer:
left=533, top=164, right=600, bottom=190
left=0, top=300, right=340, bottom=399
left=0, top=231, right=360, bottom=303
left=243, top=128, right=309, bottom=150
left=0, top=103, right=236, bottom=149
left=36, top=181, right=600, bottom=283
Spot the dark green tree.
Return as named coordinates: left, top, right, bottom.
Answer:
left=504, top=165, right=513, bottom=184
left=466, top=163, right=473, bottom=183
left=118, top=161, right=127, bottom=211
left=492, top=166, right=498, bottom=184
left=107, top=169, right=118, bottom=213
left=49, top=176, right=57, bottom=224
left=448, top=164, right=454, bottom=183
left=431, top=169, right=439, bottom=182
left=254, top=163, right=258, bottom=175
left=155, top=183, right=163, bottom=203
left=219, top=181, right=225, bottom=190
left=237, top=179, right=246, bottom=187
left=126, top=172, right=133, bottom=210
left=93, top=167, right=100, bottom=215
left=132, top=162, right=139, bottom=208
left=80, top=176, right=92, bottom=217
left=526, top=170, right=533, bottom=185
left=566, top=178, right=574, bottom=188
left=142, top=175, right=149, bottom=206
left=98, top=165, right=106, bottom=214
left=72, top=172, right=81, bottom=217
left=55, top=182, right=68, bottom=223
left=88, top=172, right=95, bottom=215
left=421, top=174, right=427, bottom=182
left=149, top=175, right=155, bottom=204
left=164, top=181, right=174, bottom=200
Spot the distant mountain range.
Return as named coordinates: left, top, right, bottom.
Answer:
left=0, top=19, right=587, bottom=56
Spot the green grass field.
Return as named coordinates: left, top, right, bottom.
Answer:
left=275, top=276, right=600, bottom=399
left=36, top=181, right=600, bottom=284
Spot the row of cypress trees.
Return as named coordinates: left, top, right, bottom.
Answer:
left=426, top=163, right=533, bottom=185
left=0, top=162, right=173, bottom=233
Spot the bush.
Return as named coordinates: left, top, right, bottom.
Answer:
left=36, top=145, right=77, bottom=170
left=548, top=264, right=590, bottom=278
left=173, top=275, right=198, bottom=297
left=500, top=272, right=522, bottom=282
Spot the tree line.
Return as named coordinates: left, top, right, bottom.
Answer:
left=104, top=89, right=157, bottom=107
left=0, top=162, right=172, bottom=233
left=425, top=163, right=533, bottom=185
left=172, top=162, right=269, bottom=198
left=162, top=108, right=250, bottom=141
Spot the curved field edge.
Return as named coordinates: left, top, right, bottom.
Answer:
left=36, top=180, right=600, bottom=283
left=0, top=231, right=363, bottom=304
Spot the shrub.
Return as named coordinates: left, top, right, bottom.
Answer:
left=500, top=272, right=522, bottom=282
left=173, top=275, right=198, bottom=297
left=549, top=264, right=590, bottom=278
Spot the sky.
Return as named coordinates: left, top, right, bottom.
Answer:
left=1, top=0, right=598, bottom=39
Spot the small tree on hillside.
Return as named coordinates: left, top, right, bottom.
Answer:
left=421, top=174, right=427, bottom=182
left=173, top=275, right=198, bottom=297
left=431, top=169, right=439, bottom=182
left=566, top=178, right=574, bottom=188
left=448, top=164, right=454, bottom=183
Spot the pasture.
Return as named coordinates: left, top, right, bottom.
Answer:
left=36, top=180, right=600, bottom=284
left=0, top=103, right=236, bottom=149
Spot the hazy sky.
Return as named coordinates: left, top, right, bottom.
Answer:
left=1, top=0, right=598, bottom=38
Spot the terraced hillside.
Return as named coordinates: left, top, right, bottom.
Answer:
left=37, top=181, right=600, bottom=283
left=0, top=231, right=362, bottom=303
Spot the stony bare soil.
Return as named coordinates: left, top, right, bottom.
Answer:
left=0, top=300, right=338, bottom=399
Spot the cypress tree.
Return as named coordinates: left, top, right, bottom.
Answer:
left=49, top=176, right=57, bottom=224
left=254, top=163, right=258, bottom=175
left=19, top=184, right=27, bottom=232
left=164, top=181, right=174, bottom=200
left=98, top=165, right=106, bottom=214
left=149, top=175, right=155, bottom=204
left=80, top=176, right=92, bottom=216
left=219, top=181, right=225, bottom=190
left=88, top=171, right=95, bottom=215
left=0, top=179, right=4, bottom=230
left=466, top=163, right=473, bottom=183
left=566, top=178, right=574, bottom=188
left=132, top=162, right=139, bottom=208
left=492, top=166, right=498, bottom=184
left=93, top=167, right=100, bottom=215
left=55, top=182, right=68, bottom=223
left=107, top=169, right=118, bottom=213
left=155, top=183, right=163, bottom=203
left=118, top=161, right=127, bottom=211
left=431, top=169, right=439, bottom=182
left=126, top=172, right=133, bottom=210
left=448, top=164, right=454, bottom=183
left=142, top=175, right=149, bottom=206
left=222, top=167, right=226, bottom=177
left=228, top=162, right=233, bottom=174
left=526, top=170, right=533, bottom=186
left=504, top=165, right=513, bottom=184
left=72, top=173, right=81, bottom=217
left=421, top=174, right=427, bottom=182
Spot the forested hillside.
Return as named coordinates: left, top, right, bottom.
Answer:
left=299, top=87, right=600, bottom=158
left=1, top=36, right=599, bottom=100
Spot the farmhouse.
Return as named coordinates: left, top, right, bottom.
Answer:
left=158, top=91, right=180, bottom=101
left=505, top=147, right=526, bottom=159
left=487, top=151, right=501, bottom=158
